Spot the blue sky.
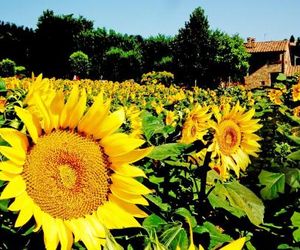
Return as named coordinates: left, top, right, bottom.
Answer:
left=0, top=0, right=299, bottom=41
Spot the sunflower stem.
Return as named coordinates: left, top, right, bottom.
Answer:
left=199, top=150, right=212, bottom=206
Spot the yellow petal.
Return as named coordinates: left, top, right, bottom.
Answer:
left=110, top=185, right=149, bottom=205
left=97, top=201, right=141, bottom=229
left=33, top=206, right=44, bottom=232
left=93, top=108, right=125, bottom=139
left=219, top=237, right=246, bottom=250
left=0, top=146, right=25, bottom=166
left=49, top=90, right=64, bottom=129
left=85, top=213, right=106, bottom=238
left=110, top=194, right=148, bottom=218
left=60, top=85, right=79, bottom=129
left=15, top=198, right=34, bottom=227
left=15, top=106, right=42, bottom=143
left=0, top=161, right=23, bottom=174
left=8, top=193, right=28, bottom=211
left=0, top=175, right=26, bottom=199
left=55, top=219, right=73, bottom=250
left=0, top=171, right=17, bottom=181
left=42, top=214, right=59, bottom=250
left=0, top=128, right=28, bottom=152
left=32, top=93, right=53, bottom=133
left=111, top=163, right=146, bottom=178
left=111, top=174, right=152, bottom=195
left=77, top=92, right=109, bottom=134
left=110, top=147, right=153, bottom=164
left=101, top=134, right=145, bottom=157
left=76, top=217, right=105, bottom=249
left=68, top=89, right=87, bottom=129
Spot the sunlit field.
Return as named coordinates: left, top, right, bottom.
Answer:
left=0, top=74, right=299, bottom=249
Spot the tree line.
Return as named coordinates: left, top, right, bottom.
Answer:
left=0, top=7, right=250, bottom=88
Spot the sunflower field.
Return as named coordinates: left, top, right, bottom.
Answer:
left=0, top=73, right=299, bottom=250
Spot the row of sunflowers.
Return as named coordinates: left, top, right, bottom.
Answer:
left=0, top=74, right=299, bottom=249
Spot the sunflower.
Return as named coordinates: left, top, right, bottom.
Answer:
left=268, top=89, right=283, bottom=105
left=0, top=85, right=153, bottom=250
left=208, top=103, right=262, bottom=178
left=292, top=82, right=300, bottom=102
left=180, top=104, right=211, bottom=144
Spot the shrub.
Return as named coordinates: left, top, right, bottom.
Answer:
left=69, top=51, right=90, bottom=78
left=141, top=71, right=174, bottom=86
left=0, top=58, right=16, bottom=77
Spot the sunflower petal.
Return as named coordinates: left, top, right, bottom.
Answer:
left=110, top=185, right=149, bottom=205
left=93, top=108, right=125, bottom=139
left=69, top=89, right=87, bottom=129
left=110, top=147, right=153, bottom=164
left=15, top=199, right=34, bottom=227
left=60, top=85, right=79, bottom=129
left=0, top=161, right=23, bottom=174
left=111, top=163, right=146, bottom=178
left=42, top=214, right=59, bottom=250
left=101, top=135, right=145, bottom=157
left=55, top=219, right=73, bottom=250
left=0, top=175, right=26, bottom=199
left=0, top=128, right=28, bottom=152
left=110, top=194, right=148, bottom=218
left=0, top=146, right=25, bottom=166
left=32, top=93, right=52, bottom=133
left=15, top=106, right=42, bottom=143
left=111, top=174, right=152, bottom=195
left=97, top=201, right=141, bottom=229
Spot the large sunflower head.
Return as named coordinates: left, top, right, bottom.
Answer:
left=0, top=85, right=153, bottom=249
left=208, top=102, right=262, bottom=178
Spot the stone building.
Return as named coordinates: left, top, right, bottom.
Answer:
left=244, top=38, right=300, bottom=88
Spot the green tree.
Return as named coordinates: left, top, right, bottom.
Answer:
left=141, top=34, right=173, bottom=73
left=33, top=10, right=93, bottom=77
left=172, top=7, right=210, bottom=87
left=0, top=58, right=16, bottom=77
left=208, top=30, right=250, bottom=85
left=69, top=51, right=90, bottom=78
left=103, top=47, right=142, bottom=81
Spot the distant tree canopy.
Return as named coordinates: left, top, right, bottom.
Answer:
left=0, top=7, right=252, bottom=88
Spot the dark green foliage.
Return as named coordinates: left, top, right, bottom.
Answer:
left=0, top=58, right=16, bottom=77
left=32, top=10, right=94, bottom=77
left=208, top=30, right=250, bottom=84
left=0, top=7, right=250, bottom=86
left=172, top=7, right=211, bottom=87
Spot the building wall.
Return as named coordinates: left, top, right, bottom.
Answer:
left=244, top=63, right=281, bottom=88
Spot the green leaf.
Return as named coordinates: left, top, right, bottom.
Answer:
left=168, top=229, right=188, bottom=250
left=175, top=207, right=197, bottom=227
left=160, top=225, right=184, bottom=247
left=291, top=211, right=300, bottom=242
left=143, top=214, right=167, bottom=230
left=224, top=181, right=265, bottom=226
left=258, top=170, right=285, bottom=200
left=288, top=150, right=300, bottom=161
left=208, top=184, right=245, bottom=218
left=284, top=168, right=300, bottom=189
left=148, top=143, right=189, bottom=160
left=141, top=111, right=165, bottom=140
left=0, top=199, right=9, bottom=212
left=146, top=195, right=171, bottom=212
left=201, top=222, right=232, bottom=249
left=287, top=135, right=300, bottom=145
left=276, top=73, right=287, bottom=81
left=0, top=79, right=6, bottom=92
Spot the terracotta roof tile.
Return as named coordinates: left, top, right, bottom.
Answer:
left=245, top=40, right=289, bottom=53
